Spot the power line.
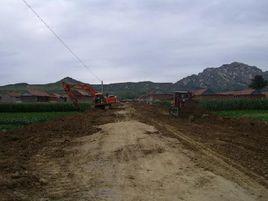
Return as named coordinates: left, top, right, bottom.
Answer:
left=20, top=0, right=102, bottom=82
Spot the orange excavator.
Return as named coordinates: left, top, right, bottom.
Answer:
left=62, top=82, right=118, bottom=109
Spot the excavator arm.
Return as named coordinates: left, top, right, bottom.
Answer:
left=62, top=82, right=99, bottom=108
left=62, top=82, right=117, bottom=109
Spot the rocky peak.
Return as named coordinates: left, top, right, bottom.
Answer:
left=174, top=62, right=263, bottom=92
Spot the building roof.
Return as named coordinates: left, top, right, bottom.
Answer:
left=138, top=93, right=173, bottom=100
left=25, top=88, right=50, bottom=97
left=8, top=92, right=21, bottom=97
left=218, top=89, right=257, bottom=96
left=50, top=93, right=65, bottom=98
left=191, top=88, right=208, bottom=96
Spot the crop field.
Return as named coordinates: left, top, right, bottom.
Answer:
left=200, top=99, right=268, bottom=111
left=216, top=110, right=268, bottom=121
left=199, top=99, right=268, bottom=121
left=0, top=112, right=78, bottom=131
left=0, top=102, right=91, bottom=112
left=0, top=103, right=91, bottom=131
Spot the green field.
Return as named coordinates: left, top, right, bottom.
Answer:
left=0, top=103, right=92, bottom=132
left=200, top=99, right=268, bottom=111
left=0, top=112, right=78, bottom=131
left=0, top=103, right=91, bottom=112
left=216, top=110, right=268, bottom=121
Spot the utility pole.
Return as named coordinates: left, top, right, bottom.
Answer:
left=101, top=81, right=104, bottom=94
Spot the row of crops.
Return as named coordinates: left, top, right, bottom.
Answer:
left=199, top=99, right=268, bottom=111
left=0, top=103, right=92, bottom=131
left=0, top=112, right=78, bottom=130
left=0, top=103, right=91, bottom=113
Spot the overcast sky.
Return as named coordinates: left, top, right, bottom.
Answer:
left=0, top=0, right=268, bottom=85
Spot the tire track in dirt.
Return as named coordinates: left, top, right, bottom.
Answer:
left=28, top=105, right=266, bottom=201
left=149, top=119, right=268, bottom=192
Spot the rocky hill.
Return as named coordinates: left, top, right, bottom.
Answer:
left=0, top=77, right=82, bottom=95
left=173, top=62, right=264, bottom=92
left=95, top=82, right=173, bottom=99
left=0, top=77, right=173, bottom=99
left=0, top=62, right=267, bottom=98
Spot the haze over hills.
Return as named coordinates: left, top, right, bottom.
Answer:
left=0, top=62, right=267, bottom=98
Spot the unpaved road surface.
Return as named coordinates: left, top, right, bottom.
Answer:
left=1, top=104, right=267, bottom=200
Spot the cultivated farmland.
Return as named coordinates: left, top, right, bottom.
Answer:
left=199, top=99, right=268, bottom=122
left=0, top=103, right=91, bottom=131
left=200, top=99, right=268, bottom=111
left=216, top=110, right=268, bottom=121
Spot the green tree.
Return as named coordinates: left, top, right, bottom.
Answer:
left=249, top=75, right=268, bottom=90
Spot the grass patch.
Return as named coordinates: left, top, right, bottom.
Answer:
left=0, top=112, right=77, bottom=131
left=0, top=103, right=91, bottom=113
left=200, top=99, right=268, bottom=111
left=153, top=100, right=172, bottom=108
left=216, top=110, right=268, bottom=121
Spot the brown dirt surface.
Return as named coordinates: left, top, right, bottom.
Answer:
left=133, top=103, right=268, bottom=186
left=0, top=108, right=119, bottom=201
left=0, top=103, right=267, bottom=201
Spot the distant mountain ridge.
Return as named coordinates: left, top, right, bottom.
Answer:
left=0, top=62, right=267, bottom=98
left=0, top=78, right=173, bottom=99
left=173, top=62, right=264, bottom=92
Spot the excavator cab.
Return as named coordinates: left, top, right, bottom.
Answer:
left=94, top=93, right=107, bottom=108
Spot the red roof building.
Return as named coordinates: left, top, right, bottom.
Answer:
left=217, top=89, right=264, bottom=98
left=137, top=93, right=173, bottom=103
left=0, top=91, right=21, bottom=103
left=21, top=88, right=51, bottom=102
left=191, top=88, right=212, bottom=96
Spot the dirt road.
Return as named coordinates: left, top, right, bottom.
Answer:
left=1, top=104, right=267, bottom=200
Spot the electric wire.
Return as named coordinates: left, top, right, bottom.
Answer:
left=20, top=0, right=102, bottom=82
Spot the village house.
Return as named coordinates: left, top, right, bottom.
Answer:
left=67, top=89, right=93, bottom=103
left=21, top=89, right=51, bottom=102
left=0, top=92, right=21, bottom=103
left=50, top=93, right=67, bottom=102
left=190, top=88, right=215, bottom=100
left=190, top=88, right=265, bottom=100
left=217, top=88, right=265, bottom=99
left=137, top=93, right=173, bottom=104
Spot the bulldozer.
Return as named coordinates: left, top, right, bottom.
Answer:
left=169, top=91, right=192, bottom=117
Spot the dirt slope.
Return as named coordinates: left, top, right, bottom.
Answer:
left=133, top=103, right=268, bottom=186
left=0, top=104, right=267, bottom=200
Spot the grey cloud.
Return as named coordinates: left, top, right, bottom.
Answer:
left=0, top=0, right=267, bottom=85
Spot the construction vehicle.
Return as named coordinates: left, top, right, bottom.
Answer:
left=62, top=82, right=118, bottom=109
left=169, top=91, right=192, bottom=117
